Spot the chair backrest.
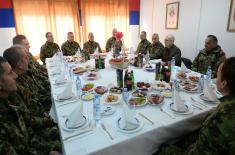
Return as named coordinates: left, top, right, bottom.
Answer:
left=181, top=57, right=192, bottom=69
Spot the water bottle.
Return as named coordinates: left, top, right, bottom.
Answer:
left=198, top=74, right=204, bottom=91
left=76, top=76, right=82, bottom=98
left=206, top=66, right=212, bottom=80
left=171, top=57, right=175, bottom=71
left=122, top=88, right=129, bottom=104
left=93, top=94, right=101, bottom=122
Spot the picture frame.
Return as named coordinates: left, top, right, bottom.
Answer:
left=165, top=2, right=180, bottom=29
left=227, top=0, right=235, bottom=32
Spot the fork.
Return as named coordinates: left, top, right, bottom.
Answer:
left=159, top=107, right=175, bottom=119
left=101, top=123, right=114, bottom=140
left=191, top=97, right=207, bottom=107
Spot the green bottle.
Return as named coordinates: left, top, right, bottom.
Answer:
left=131, top=70, right=135, bottom=89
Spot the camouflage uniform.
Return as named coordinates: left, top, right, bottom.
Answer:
left=162, top=44, right=181, bottom=66
left=0, top=94, right=61, bottom=155
left=136, top=39, right=151, bottom=55
left=61, top=40, right=81, bottom=56
left=149, top=41, right=164, bottom=60
left=40, top=41, right=60, bottom=64
left=191, top=46, right=226, bottom=78
left=83, top=40, right=102, bottom=54
left=105, top=37, right=123, bottom=52
left=156, top=95, right=235, bottom=155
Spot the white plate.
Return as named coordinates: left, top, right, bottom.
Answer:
left=62, top=116, right=89, bottom=132
left=128, top=97, right=147, bottom=107
left=169, top=102, right=193, bottom=115
left=81, top=93, right=95, bottom=101
left=199, top=94, right=219, bottom=103
left=116, top=117, right=144, bottom=134
left=55, top=95, right=75, bottom=102
left=101, top=93, right=122, bottom=105
left=151, top=81, right=171, bottom=91
left=101, top=106, right=116, bottom=116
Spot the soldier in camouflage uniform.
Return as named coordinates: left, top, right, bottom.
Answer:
left=12, top=35, right=52, bottom=112
left=40, top=32, right=60, bottom=64
left=156, top=57, right=235, bottom=155
left=162, top=34, right=181, bottom=66
left=0, top=57, right=61, bottom=155
left=83, top=32, right=102, bottom=54
left=105, top=28, right=123, bottom=52
left=136, top=31, right=151, bottom=55
left=192, top=35, right=226, bottom=78
left=61, top=32, right=81, bottom=56
left=149, top=33, right=164, bottom=60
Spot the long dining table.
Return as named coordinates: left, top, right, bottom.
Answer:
left=47, top=56, right=219, bottom=155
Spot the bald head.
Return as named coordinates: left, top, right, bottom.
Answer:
left=112, top=28, right=117, bottom=37
left=152, top=33, right=160, bottom=44
left=88, top=32, right=94, bottom=42
left=165, top=34, right=175, bottom=48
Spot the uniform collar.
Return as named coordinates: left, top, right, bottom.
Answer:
left=219, top=95, right=235, bottom=102
left=201, top=45, right=221, bottom=55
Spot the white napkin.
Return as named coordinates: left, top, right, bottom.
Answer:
left=67, top=102, right=84, bottom=128
left=55, top=71, right=66, bottom=84
left=173, top=89, right=188, bottom=111
left=203, top=79, right=218, bottom=101
left=119, top=104, right=139, bottom=130
left=57, top=84, right=73, bottom=100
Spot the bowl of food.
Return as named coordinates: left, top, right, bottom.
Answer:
left=128, top=97, right=146, bottom=107
left=147, top=93, right=164, bottom=105
left=102, top=93, right=121, bottom=105
left=136, top=82, right=151, bottom=89
left=151, top=81, right=171, bottom=91
left=176, top=71, right=187, bottom=79
left=144, top=64, right=155, bottom=72
left=82, top=83, right=94, bottom=92
left=94, top=86, right=107, bottom=94
left=132, top=89, right=147, bottom=98
left=73, top=67, right=86, bottom=75
left=81, top=93, right=94, bottom=101
left=188, top=75, right=200, bottom=83
left=109, top=87, right=123, bottom=94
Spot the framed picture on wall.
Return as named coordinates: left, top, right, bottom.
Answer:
left=165, top=2, right=180, bottom=29
left=227, top=0, right=235, bottom=32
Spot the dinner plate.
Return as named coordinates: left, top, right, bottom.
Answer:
left=101, top=93, right=122, bottom=105
left=81, top=93, right=95, bottom=101
left=128, top=97, right=147, bottom=107
left=62, top=116, right=89, bottom=132
left=116, top=117, right=143, bottom=134
left=151, top=81, right=171, bottom=91
left=199, top=94, right=219, bottom=103
left=169, top=102, right=193, bottom=115
left=55, top=95, right=76, bottom=102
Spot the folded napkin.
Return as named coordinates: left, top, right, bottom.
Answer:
left=172, top=89, right=188, bottom=112
left=119, top=104, right=139, bottom=130
left=57, top=84, right=73, bottom=100
left=181, top=61, right=188, bottom=71
left=67, top=102, right=84, bottom=128
left=55, top=71, right=66, bottom=84
left=203, top=79, right=218, bottom=101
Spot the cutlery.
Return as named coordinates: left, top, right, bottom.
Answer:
left=57, top=99, right=78, bottom=107
left=191, top=103, right=203, bottom=110
left=159, top=107, right=175, bottom=119
left=138, top=112, right=154, bottom=125
left=191, top=97, right=207, bottom=107
left=101, top=123, right=114, bottom=140
left=63, top=129, right=93, bottom=142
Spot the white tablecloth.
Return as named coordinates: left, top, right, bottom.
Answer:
left=47, top=58, right=217, bottom=155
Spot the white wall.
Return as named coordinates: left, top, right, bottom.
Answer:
left=0, top=28, right=16, bottom=56
left=140, top=0, right=235, bottom=60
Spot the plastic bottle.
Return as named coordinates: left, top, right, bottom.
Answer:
left=76, top=76, right=82, bottom=98
left=206, top=66, right=212, bottom=80
left=122, top=88, right=129, bottom=104
left=93, top=94, right=101, bottom=122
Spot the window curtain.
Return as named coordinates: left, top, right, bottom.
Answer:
left=12, top=0, right=80, bottom=56
left=80, top=0, right=130, bottom=51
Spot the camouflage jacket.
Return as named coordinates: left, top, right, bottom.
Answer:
left=191, top=46, right=226, bottom=77
left=162, top=44, right=182, bottom=66
left=40, top=41, right=60, bottom=64
left=105, top=37, right=123, bottom=52
left=61, top=41, right=81, bottom=56
left=16, top=71, right=51, bottom=115
left=0, top=94, right=61, bottom=155
left=136, top=39, right=151, bottom=55
left=83, top=40, right=102, bottom=54
left=157, top=95, right=235, bottom=155
left=149, top=41, right=164, bottom=60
